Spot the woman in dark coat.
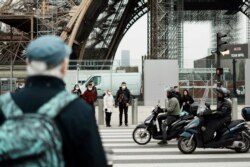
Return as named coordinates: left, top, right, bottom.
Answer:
left=181, top=89, right=194, bottom=113
left=71, top=84, right=82, bottom=96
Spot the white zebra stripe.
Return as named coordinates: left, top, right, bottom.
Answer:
left=100, top=127, right=250, bottom=167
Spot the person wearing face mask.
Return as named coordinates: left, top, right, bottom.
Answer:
left=15, top=83, right=24, bottom=92
left=103, top=89, right=114, bottom=127
left=82, top=83, right=97, bottom=112
left=87, top=80, right=97, bottom=101
left=72, top=84, right=82, bottom=96
left=115, top=82, right=131, bottom=126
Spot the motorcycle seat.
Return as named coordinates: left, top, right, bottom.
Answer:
left=219, top=120, right=244, bottom=133
left=227, top=120, right=244, bottom=129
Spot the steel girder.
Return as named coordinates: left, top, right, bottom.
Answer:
left=79, top=0, right=148, bottom=61
left=0, top=0, right=249, bottom=67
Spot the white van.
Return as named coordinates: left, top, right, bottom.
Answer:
left=81, top=73, right=142, bottom=97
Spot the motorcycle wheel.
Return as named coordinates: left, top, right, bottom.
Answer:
left=234, top=131, right=250, bottom=153
left=132, top=127, right=151, bottom=145
left=178, top=137, right=196, bottom=154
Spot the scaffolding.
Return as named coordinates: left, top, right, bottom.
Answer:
left=248, top=18, right=250, bottom=42
left=36, top=0, right=68, bottom=36
left=149, top=0, right=179, bottom=59
left=211, top=10, right=239, bottom=48
left=177, top=0, right=184, bottom=68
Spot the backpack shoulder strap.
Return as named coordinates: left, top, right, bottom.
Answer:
left=37, top=91, right=78, bottom=118
left=0, top=93, right=23, bottom=118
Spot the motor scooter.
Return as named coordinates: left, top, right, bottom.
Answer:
left=132, top=104, right=193, bottom=145
left=178, top=106, right=250, bottom=154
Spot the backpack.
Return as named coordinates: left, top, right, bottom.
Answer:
left=118, top=92, right=128, bottom=105
left=0, top=91, right=77, bottom=167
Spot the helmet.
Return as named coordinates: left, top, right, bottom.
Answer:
left=216, top=87, right=230, bottom=98
left=165, top=87, right=175, bottom=98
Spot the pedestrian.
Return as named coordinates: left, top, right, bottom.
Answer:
left=103, top=89, right=114, bottom=127
left=115, top=82, right=131, bottom=126
left=82, top=83, right=97, bottom=112
left=15, top=83, right=24, bottom=92
left=174, top=85, right=182, bottom=105
left=88, top=80, right=98, bottom=99
left=0, top=35, right=106, bottom=167
left=71, top=84, right=82, bottom=96
left=181, top=89, right=194, bottom=114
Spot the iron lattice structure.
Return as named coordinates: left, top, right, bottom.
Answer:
left=149, top=0, right=182, bottom=60
left=148, top=0, right=248, bottom=67
left=0, top=0, right=249, bottom=69
left=0, top=0, right=76, bottom=67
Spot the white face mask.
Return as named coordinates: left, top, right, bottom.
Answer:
left=76, top=87, right=79, bottom=90
left=108, top=92, right=111, bottom=95
left=122, top=86, right=126, bottom=89
left=88, top=87, right=92, bottom=91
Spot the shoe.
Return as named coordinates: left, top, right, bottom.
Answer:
left=157, top=140, right=168, bottom=145
left=125, top=124, right=128, bottom=126
left=119, top=124, right=122, bottom=127
left=106, top=125, right=111, bottom=127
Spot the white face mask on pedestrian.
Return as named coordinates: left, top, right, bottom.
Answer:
left=122, top=85, right=126, bottom=90
left=107, top=91, right=111, bottom=95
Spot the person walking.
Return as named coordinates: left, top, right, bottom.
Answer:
left=71, top=84, right=82, bottom=96
left=81, top=83, right=97, bottom=112
left=0, top=35, right=107, bottom=167
left=181, top=89, right=194, bottom=114
left=103, top=89, right=114, bottom=127
left=115, top=82, right=131, bottom=126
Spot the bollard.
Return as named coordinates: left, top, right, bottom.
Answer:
left=132, top=98, right=138, bottom=125
left=98, top=99, right=104, bottom=125
left=232, top=98, right=238, bottom=120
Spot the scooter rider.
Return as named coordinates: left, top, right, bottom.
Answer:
left=200, top=87, right=232, bottom=143
left=157, top=87, right=180, bottom=145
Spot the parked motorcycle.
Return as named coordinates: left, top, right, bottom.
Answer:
left=132, top=104, right=193, bottom=145
left=178, top=106, right=250, bottom=154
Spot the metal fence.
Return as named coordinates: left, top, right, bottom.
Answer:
left=0, top=58, right=246, bottom=104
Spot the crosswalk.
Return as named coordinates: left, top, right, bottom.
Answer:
left=100, top=127, right=250, bottom=167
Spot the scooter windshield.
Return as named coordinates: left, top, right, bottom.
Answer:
left=144, top=115, right=154, bottom=124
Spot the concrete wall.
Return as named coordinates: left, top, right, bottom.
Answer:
left=246, top=59, right=250, bottom=105
left=144, top=60, right=179, bottom=106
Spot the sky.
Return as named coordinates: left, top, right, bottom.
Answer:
left=114, top=14, right=247, bottom=69
left=114, top=14, right=212, bottom=69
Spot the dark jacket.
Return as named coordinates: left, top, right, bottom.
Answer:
left=82, top=89, right=97, bottom=106
left=174, top=91, right=182, bottom=105
left=216, top=98, right=232, bottom=118
left=181, top=95, right=194, bottom=113
left=115, top=87, right=131, bottom=107
left=71, top=89, right=82, bottom=96
left=0, top=76, right=106, bottom=167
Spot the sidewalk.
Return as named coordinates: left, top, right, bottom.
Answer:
left=96, top=105, right=248, bottom=128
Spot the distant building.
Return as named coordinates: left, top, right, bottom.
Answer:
left=121, top=50, right=130, bottom=67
